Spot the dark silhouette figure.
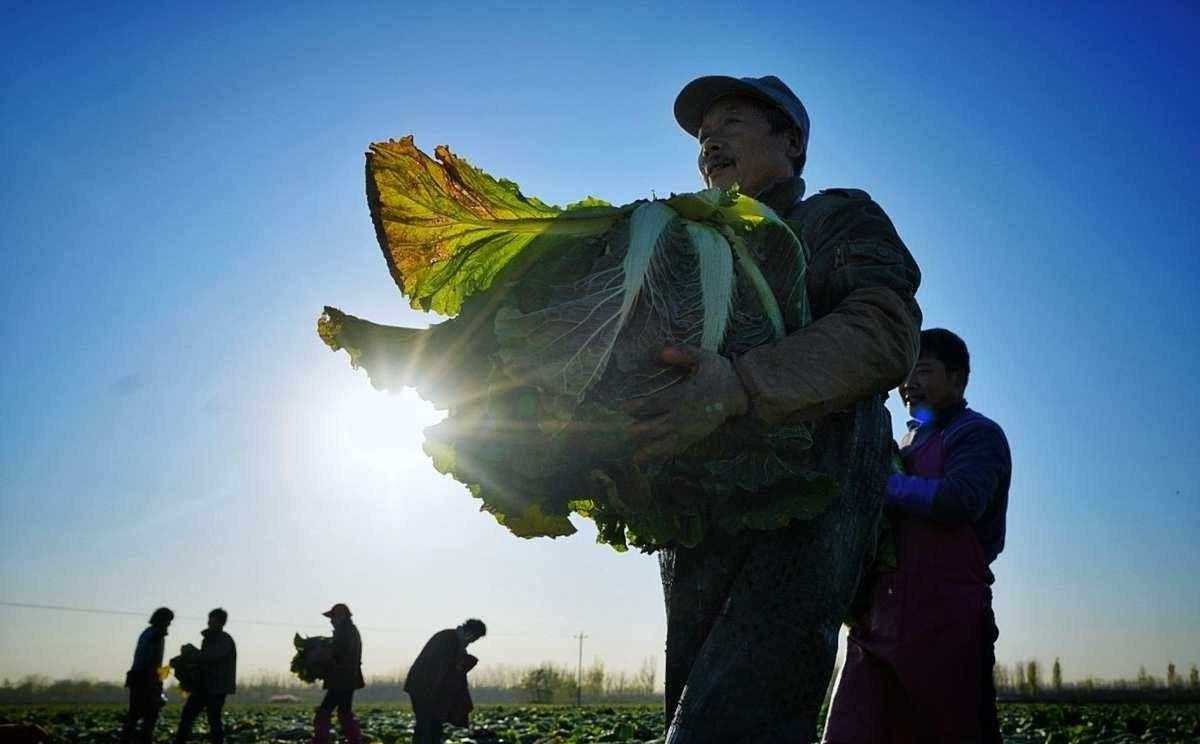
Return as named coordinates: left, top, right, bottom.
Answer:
left=121, top=607, right=173, bottom=744
left=312, top=603, right=364, bottom=744
left=174, top=608, right=237, bottom=744
left=404, top=619, right=486, bottom=744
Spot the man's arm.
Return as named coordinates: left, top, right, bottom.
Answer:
left=887, top=421, right=1011, bottom=522
left=734, top=192, right=921, bottom=424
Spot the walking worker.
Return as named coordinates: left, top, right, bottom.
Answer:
left=312, top=603, right=365, bottom=744
left=824, top=329, right=1012, bottom=742
left=174, top=608, right=237, bottom=744
left=404, top=619, right=486, bottom=744
left=623, top=74, right=922, bottom=740
left=121, top=607, right=173, bottom=744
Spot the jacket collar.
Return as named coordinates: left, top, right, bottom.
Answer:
left=753, top=175, right=806, bottom=216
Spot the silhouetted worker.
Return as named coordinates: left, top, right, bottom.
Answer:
left=825, top=329, right=1011, bottom=742
left=175, top=608, right=237, bottom=744
left=312, top=603, right=364, bottom=744
left=404, top=619, right=487, bottom=744
left=121, top=607, right=173, bottom=744
left=625, top=75, right=922, bottom=740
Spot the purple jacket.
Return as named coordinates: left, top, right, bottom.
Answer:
left=886, top=401, right=1011, bottom=564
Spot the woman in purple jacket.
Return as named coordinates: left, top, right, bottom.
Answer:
left=825, top=329, right=1012, bottom=743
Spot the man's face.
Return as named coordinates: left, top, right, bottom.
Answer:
left=697, top=96, right=800, bottom=197
left=900, top=356, right=965, bottom=421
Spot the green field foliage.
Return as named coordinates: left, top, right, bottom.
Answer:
left=3, top=702, right=1199, bottom=743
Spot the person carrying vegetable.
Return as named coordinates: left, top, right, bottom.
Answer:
left=404, top=619, right=486, bottom=744
left=121, top=607, right=173, bottom=744
left=174, top=608, right=237, bottom=744
left=624, top=75, right=923, bottom=741
left=823, top=329, right=1011, bottom=743
left=312, top=603, right=365, bottom=744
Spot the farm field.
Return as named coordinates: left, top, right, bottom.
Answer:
left=3, top=702, right=1199, bottom=743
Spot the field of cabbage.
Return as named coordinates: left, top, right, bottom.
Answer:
left=3, top=702, right=1199, bottom=743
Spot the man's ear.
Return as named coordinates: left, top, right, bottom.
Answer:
left=785, top=129, right=804, bottom=160
left=951, top=369, right=968, bottom=395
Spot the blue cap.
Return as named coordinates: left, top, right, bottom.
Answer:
left=674, top=75, right=810, bottom=154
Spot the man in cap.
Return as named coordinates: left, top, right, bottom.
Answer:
left=174, top=608, right=237, bottom=744
left=312, top=603, right=364, bottom=744
left=625, top=75, right=922, bottom=740
left=404, top=619, right=487, bottom=744
left=121, top=607, right=173, bottom=744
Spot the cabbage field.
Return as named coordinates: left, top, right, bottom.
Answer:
left=3, top=702, right=1199, bottom=743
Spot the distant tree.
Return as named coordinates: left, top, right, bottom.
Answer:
left=1052, top=658, right=1062, bottom=692
left=1166, top=662, right=1177, bottom=688
left=1026, top=660, right=1041, bottom=695
left=1190, top=664, right=1199, bottom=690
left=634, top=656, right=657, bottom=695
left=583, top=658, right=605, bottom=699
left=519, top=665, right=561, bottom=704
left=1014, top=661, right=1027, bottom=695
left=993, top=663, right=1010, bottom=694
left=1136, top=665, right=1154, bottom=690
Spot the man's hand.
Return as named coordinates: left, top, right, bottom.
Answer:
left=622, top=345, right=749, bottom=463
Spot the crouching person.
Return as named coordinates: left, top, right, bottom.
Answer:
left=824, top=329, right=1011, bottom=743
left=313, top=603, right=365, bottom=744
left=405, top=619, right=486, bottom=744
left=175, top=608, right=237, bottom=744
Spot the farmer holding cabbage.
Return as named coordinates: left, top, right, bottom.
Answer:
left=310, top=603, right=365, bottom=744
left=624, top=75, right=923, bottom=741
left=173, top=608, right=237, bottom=744
left=317, top=71, right=922, bottom=743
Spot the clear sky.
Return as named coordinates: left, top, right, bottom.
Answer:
left=1, top=1, right=1197, bottom=685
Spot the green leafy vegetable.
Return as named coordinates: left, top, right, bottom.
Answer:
left=290, top=634, right=333, bottom=684
left=169, top=644, right=202, bottom=693
left=320, top=138, right=833, bottom=550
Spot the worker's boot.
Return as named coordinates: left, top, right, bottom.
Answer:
left=309, top=709, right=332, bottom=744
left=337, top=709, right=364, bottom=744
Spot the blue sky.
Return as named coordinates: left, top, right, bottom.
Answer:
left=1, top=1, right=1197, bottom=683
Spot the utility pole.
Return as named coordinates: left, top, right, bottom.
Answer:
left=575, top=631, right=588, bottom=706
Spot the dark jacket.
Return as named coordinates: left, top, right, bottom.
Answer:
left=736, top=175, right=922, bottom=526
left=735, top=176, right=921, bottom=432
left=659, top=175, right=922, bottom=738
left=404, top=629, right=470, bottom=719
left=888, top=402, right=1012, bottom=564
left=324, top=619, right=365, bottom=691
left=127, top=625, right=168, bottom=688
left=196, top=628, right=237, bottom=695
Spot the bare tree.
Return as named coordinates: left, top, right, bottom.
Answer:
left=584, top=658, right=606, bottom=699
left=1052, top=658, right=1062, bottom=692
left=993, top=663, right=1010, bottom=695
left=634, top=656, right=657, bottom=696
left=1026, top=659, right=1041, bottom=696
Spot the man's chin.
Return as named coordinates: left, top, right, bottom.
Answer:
left=706, top=172, right=738, bottom=191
